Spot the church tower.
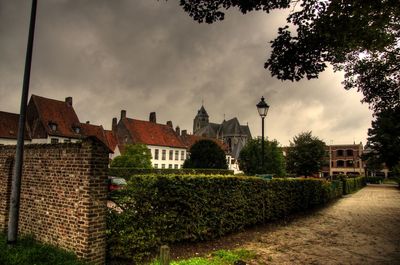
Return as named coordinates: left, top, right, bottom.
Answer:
left=193, top=105, right=209, bottom=133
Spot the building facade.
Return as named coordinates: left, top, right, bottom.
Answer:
left=112, top=110, right=187, bottom=169
left=322, top=143, right=364, bottom=177
left=193, top=105, right=251, bottom=160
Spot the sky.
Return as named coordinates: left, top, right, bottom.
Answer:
left=0, top=0, right=373, bottom=146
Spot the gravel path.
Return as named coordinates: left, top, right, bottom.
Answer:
left=244, top=184, right=400, bottom=265
left=172, top=185, right=400, bottom=265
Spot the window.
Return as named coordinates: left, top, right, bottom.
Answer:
left=346, top=160, right=354, bottom=167
left=51, top=138, right=59, bottom=144
left=169, top=150, right=173, bottom=160
left=154, top=164, right=158, bottom=169
left=155, top=149, right=159, bottom=160
left=346, top=149, right=354, bottom=156
left=175, top=150, right=179, bottom=160
left=168, top=164, right=172, bottom=169
left=161, top=164, right=165, bottom=169
left=73, top=126, right=80, bottom=134
left=162, top=150, right=166, bottom=160
left=174, top=164, right=178, bottom=169
left=336, top=160, right=345, bottom=167
left=181, top=151, right=185, bottom=161
left=336, top=150, right=344, bottom=156
left=64, top=139, right=71, bottom=143
left=48, top=122, right=57, bottom=131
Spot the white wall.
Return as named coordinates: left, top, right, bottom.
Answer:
left=148, top=145, right=187, bottom=169
left=0, top=138, right=31, bottom=145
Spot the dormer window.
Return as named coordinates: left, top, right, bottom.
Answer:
left=72, top=124, right=81, bottom=134
left=48, top=122, right=57, bottom=131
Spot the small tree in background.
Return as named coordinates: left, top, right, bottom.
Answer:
left=111, top=144, right=152, bottom=168
left=183, top=139, right=227, bottom=169
left=239, top=138, right=286, bottom=176
left=286, top=132, right=327, bottom=177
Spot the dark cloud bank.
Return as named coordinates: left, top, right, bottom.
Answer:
left=0, top=0, right=372, bottom=145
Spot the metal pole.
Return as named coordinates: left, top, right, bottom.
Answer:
left=7, top=0, right=37, bottom=244
left=261, top=117, right=265, bottom=170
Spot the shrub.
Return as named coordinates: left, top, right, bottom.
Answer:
left=366, top=176, right=385, bottom=184
left=342, top=176, right=366, bottom=194
left=108, top=167, right=234, bottom=178
left=107, top=175, right=342, bottom=262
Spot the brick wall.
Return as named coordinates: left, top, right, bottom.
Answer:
left=0, top=138, right=109, bottom=265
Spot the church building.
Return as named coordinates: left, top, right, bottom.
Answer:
left=193, top=105, right=252, bottom=159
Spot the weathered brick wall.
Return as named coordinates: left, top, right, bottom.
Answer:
left=0, top=138, right=109, bottom=265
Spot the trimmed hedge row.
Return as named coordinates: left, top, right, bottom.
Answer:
left=342, top=176, right=366, bottom=195
left=107, top=176, right=343, bottom=262
left=365, top=176, right=385, bottom=184
left=108, top=167, right=234, bottom=177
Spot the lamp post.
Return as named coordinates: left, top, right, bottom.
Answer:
left=256, top=96, right=269, bottom=170
left=8, top=0, right=37, bottom=244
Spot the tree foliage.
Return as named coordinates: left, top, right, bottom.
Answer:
left=178, top=0, right=400, bottom=112
left=365, top=107, right=400, bottom=170
left=183, top=139, right=228, bottom=169
left=286, top=132, right=327, bottom=177
left=110, top=144, right=152, bottom=168
left=239, top=138, right=286, bottom=176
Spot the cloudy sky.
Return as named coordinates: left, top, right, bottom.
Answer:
left=0, top=0, right=373, bottom=146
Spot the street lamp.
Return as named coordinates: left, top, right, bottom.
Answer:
left=256, top=96, right=269, bottom=170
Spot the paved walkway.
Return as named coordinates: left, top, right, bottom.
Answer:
left=244, top=184, right=400, bottom=265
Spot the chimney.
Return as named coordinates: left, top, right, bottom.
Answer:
left=121, top=110, right=126, bottom=120
left=182, top=130, right=187, bottom=136
left=86, top=121, right=90, bottom=124
left=112, top=117, right=117, bottom=132
left=65, top=97, right=73, bottom=107
left=166, top=121, right=173, bottom=128
left=149, top=112, right=156, bottom=123
left=175, top=126, right=180, bottom=135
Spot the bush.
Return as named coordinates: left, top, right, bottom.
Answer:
left=366, top=176, right=385, bottom=184
left=107, top=175, right=343, bottom=262
left=342, top=176, right=366, bottom=194
left=108, top=167, right=234, bottom=178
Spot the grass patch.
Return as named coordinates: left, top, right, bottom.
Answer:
left=0, top=233, right=87, bottom=265
left=150, top=249, right=256, bottom=265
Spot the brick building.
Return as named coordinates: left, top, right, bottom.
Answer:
left=323, top=143, right=364, bottom=177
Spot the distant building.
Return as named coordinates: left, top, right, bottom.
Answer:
left=0, top=111, right=31, bottom=145
left=112, top=110, right=187, bottom=169
left=192, top=105, right=251, bottom=160
left=0, top=95, right=114, bottom=152
left=322, top=143, right=364, bottom=177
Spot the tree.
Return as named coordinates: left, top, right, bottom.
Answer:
left=183, top=139, right=228, bottom=169
left=178, top=0, right=400, bottom=112
left=239, top=138, right=286, bottom=176
left=111, top=144, right=152, bottom=168
left=286, top=132, right=327, bottom=177
left=365, top=107, right=400, bottom=170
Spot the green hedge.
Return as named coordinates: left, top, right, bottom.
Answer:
left=342, top=176, right=366, bottom=194
left=107, top=176, right=343, bottom=262
left=365, top=176, right=385, bottom=184
left=108, top=167, right=234, bottom=178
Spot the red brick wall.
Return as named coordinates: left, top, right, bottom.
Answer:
left=0, top=138, right=108, bottom=264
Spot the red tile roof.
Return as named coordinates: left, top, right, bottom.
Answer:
left=105, top=130, right=118, bottom=151
left=180, top=134, right=229, bottom=152
left=31, top=95, right=81, bottom=138
left=0, top=111, right=31, bottom=140
left=122, top=118, right=186, bottom=148
left=80, top=123, right=108, bottom=146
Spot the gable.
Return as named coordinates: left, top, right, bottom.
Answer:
left=122, top=118, right=186, bottom=148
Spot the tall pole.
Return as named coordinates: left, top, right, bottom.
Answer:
left=8, top=0, right=37, bottom=244
left=261, top=116, right=265, bottom=169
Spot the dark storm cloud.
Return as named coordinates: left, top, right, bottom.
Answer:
left=0, top=0, right=372, bottom=145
